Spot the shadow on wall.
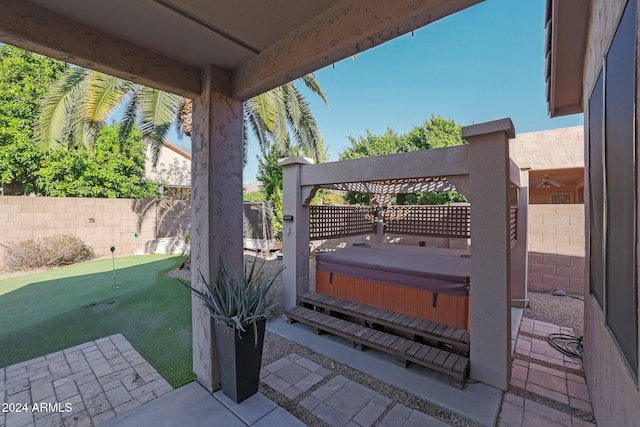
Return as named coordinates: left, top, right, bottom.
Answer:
left=130, top=199, right=191, bottom=240
left=156, top=199, right=190, bottom=238
left=528, top=252, right=585, bottom=296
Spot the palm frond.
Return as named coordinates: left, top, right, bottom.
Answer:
left=268, top=87, right=291, bottom=155
left=137, top=87, right=182, bottom=166
left=84, top=71, right=134, bottom=128
left=34, top=67, right=89, bottom=150
left=300, top=73, right=329, bottom=106
left=285, top=84, right=321, bottom=161
left=118, top=88, right=139, bottom=148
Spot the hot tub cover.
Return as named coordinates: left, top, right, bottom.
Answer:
left=315, top=245, right=470, bottom=296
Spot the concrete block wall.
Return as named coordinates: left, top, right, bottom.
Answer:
left=0, top=196, right=191, bottom=270
left=528, top=204, right=585, bottom=295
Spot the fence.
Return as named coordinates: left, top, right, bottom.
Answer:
left=0, top=196, right=190, bottom=269
left=528, top=204, right=585, bottom=295
left=309, top=205, right=476, bottom=240
left=309, top=205, right=377, bottom=240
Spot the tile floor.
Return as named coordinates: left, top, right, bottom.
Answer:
left=0, top=334, right=172, bottom=427
left=497, top=318, right=595, bottom=427
left=262, top=354, right=448, bottom=427
left=1, top=317, right=597, bottom=427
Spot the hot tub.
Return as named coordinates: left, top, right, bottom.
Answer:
left=315, top=244, right=471, bottom=329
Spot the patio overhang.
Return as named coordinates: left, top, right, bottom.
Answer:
left=544, top=0, right=591, bottom=117
left=0, top=0, right=483, bottom=100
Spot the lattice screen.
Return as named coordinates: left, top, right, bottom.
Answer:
left=309, top=205, right=377, bottom=239
left=383, top=205, right=471, bottom=238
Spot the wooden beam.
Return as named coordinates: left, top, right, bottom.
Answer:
left=231, top=0, right=483, bottom=100
left=299, top=145, right=470, bottom=187
left=0, top=0, right=201, bottom=98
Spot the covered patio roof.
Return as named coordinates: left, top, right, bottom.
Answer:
left=0, top=0, right=482, bottom=100
left=0, top=0, right=489, bottom=400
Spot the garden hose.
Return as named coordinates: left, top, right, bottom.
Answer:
left=547, top=333, right=583, bottom=359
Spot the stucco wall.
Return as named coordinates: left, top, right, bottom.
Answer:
left=528, top=204, right=585, bottom=295
left=582, top=0, right=640, bottom=426
left=145, top=142, right=191, bottom=187
left=509, top=126, right=584, bottom=170
left=0, top=196, right=190, bottom=270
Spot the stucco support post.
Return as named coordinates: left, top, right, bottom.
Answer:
left=464, top=118, right=515, bottom=391
left=279, top=157, right=315, bottom=310
left=190, top=66, right=244, bottom=392
left=511, top=166, right=530, bottom=308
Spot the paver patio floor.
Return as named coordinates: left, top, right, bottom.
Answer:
left=1, top=334, right=172, bottom=427
left=497, top=318, right=595, bottom=427
left=1, top=317, right=597, bottom=427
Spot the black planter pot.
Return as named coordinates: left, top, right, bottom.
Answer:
left=214, top=318, right=266, bottom=403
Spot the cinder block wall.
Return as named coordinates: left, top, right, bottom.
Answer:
left=528, top=204, right=585, bottom=295
left=0, top=196, right=191, bottom=270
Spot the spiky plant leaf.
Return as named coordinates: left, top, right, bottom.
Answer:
left=137, top=87, right=183, bottom=166
left=84, top=72, right=134, bottom=128
left=34, top=67, right=89, bottom=150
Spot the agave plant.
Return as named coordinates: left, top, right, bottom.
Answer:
left=179, top=259, right=284, bottom=345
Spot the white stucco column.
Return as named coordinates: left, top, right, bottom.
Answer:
left=464, top=118, right=515, bottom=391
left=511, top=166, right=530, bottom=308
left=190, top=66, right=244, bottom=392
left=279, top=157, right=314, bottom=310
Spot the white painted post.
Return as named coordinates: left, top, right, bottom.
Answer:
left=190, top=66, right=244, bottom=392
left=279, top=157, right=314, bottom=311
left=464, top=118, right=515, bottom=391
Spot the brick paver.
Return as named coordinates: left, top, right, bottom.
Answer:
left=498, top=318, right=596, bottom=427
left=1, top=334, right=172, bottom=427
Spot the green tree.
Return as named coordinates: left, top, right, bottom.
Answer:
left=36, top=124, right=158, bottom=198
left=257, top=138, right=330, bottom=239
left=35, top=69, right=328, bottom=166
left=339, top=115, right=467, bottom=205
left=0, top=45, right=66, bottom=194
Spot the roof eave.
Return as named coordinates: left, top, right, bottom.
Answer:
left=545, top=0, right=591, bottom=118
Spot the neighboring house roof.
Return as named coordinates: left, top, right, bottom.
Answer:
left=243, top=181, right=262, bottom=193
left=146, top=140, right=192, bottom=187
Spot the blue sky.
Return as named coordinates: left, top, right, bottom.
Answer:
left=168, top=0, right=583, bottom=183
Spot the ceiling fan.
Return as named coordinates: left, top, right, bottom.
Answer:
left=536, top=174, right=566, bottom=189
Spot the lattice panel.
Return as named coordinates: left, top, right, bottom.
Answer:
left=384, top=205, right=471, bottom=238
left=309, top=205, right=377, bottom=239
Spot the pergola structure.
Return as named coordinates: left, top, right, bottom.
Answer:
left=281, top=118, right=530, bottom=389
left=0, top=0, right=485, bottom=393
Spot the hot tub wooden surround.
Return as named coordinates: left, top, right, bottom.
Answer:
left=315, top=244, right=471, bottom=330
left=286, top=291, right=470, bottom=388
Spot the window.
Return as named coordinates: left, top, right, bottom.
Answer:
left=551, top=194, right=572, bottom=204
left=588, top=0, right=638, bottom=376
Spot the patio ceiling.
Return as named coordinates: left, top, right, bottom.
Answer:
left=0, top=0, right=483, bottom=100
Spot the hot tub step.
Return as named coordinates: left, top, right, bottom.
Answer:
left=298, top=291, right=470, bottom=356
left=285, top=305, right=469, bottom=388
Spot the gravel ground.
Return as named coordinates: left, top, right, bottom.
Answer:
left=523, top=291, right=584, bottom=336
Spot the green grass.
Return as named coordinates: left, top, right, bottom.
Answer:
left=0, top=255, right=194, bottom=387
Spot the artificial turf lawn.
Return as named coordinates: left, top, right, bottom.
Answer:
left=0, top=255, right=194, bottom=388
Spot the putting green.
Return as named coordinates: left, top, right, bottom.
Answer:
left=0, top=255, right=194, bottom=387
left=0, top=255, right=179, bottom=335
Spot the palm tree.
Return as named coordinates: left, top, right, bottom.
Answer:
left=34, top=68, right=328, bottom=166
